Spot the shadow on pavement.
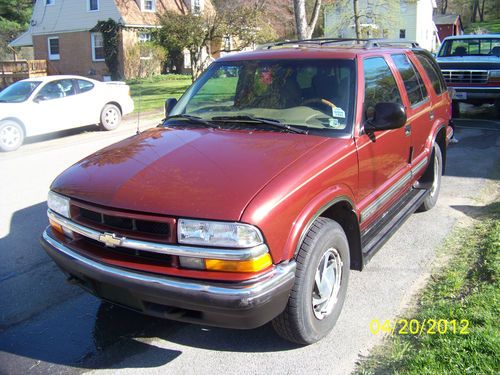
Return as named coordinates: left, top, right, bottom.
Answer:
left=23, top=125, right=101, bottom=146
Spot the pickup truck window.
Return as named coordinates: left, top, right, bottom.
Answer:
left=438, top=38, right=500, bottom=57
left=414, top=53, right=445, bottom=95
left=392, top=54, right=428, bottom=106
left=363, top=57, right=402, bottom=117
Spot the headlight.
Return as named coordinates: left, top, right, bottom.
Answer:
left=47, top=191, right=70, bottom=218
left=490, top=70, right=500, bottom=78
left=178, top=219, right=264, bottom=248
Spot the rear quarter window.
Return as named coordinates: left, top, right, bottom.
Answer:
left=77, top=79, right=95, bottom=93
left=414, top=53, right=446, bottom=95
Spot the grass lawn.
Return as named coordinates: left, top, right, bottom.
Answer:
left=356, top=200, right=500, bottom=374
left=465, top=19, right=500, bottom=33
left=127, top=74, right=192, bottom=113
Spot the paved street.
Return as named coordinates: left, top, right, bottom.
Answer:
left=0, top=107, right=499, bottom=375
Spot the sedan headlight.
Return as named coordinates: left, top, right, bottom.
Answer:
left=47, top=191, right=70, bottom=218
left=178, top=219, right=264, bottom=248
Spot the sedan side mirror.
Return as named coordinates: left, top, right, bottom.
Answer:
left=365, top=102, right=406, bottom=132
left=165, top=98, right=178, bottom=117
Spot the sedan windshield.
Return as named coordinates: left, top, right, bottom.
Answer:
left=170, top=59, right=356, bottom=135
left=0, top=80, right=41, bottom=103
left=438, top=38, right=500, bottom=57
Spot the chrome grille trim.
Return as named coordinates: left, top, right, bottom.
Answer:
left=48, top=210, right=269, bottom=261
left=441, top=70, right=488, bottom=84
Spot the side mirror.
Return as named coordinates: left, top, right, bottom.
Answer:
left=365, top=102, right=406, bottom=132
left=164, top=98, right=178, bottom=117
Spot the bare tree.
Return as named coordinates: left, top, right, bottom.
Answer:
left=353, top=0, right=361, bottom=39
left=293, top=0, right=322, bottom=39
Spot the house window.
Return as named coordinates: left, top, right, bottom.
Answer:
left=193, top=0, right=201, bottom=13
left=46, top=0, right=54, bottom=5
left=139, top=32, right=152, bottom=43
left=141, top=0, right=155, bottom=12
left=91, top=33, right=105, bottom=61
left=399, top=29, right=406, bottom=39
left=88, top=0, right=99, bottom=11
left=47, top=37, right=60, bottom=60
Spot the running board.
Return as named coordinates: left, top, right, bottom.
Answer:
left=361, top=188, right=428, bottom=266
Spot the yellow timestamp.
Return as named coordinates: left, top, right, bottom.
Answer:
left=370, top=319, right=470, bottom=336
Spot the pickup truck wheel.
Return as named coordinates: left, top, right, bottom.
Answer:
left=272, top=217, right=349, bottom=345
left=0, top=120, right=24, bottom=152
left=418, top=144, right=442, bottom=212
left=451, top=101, right=460, bottom=118
left=495, top=100, right=500, bottom=116
left=100, top=104, right=122, bottom=131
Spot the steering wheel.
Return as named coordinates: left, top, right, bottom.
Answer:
left=302, top=97, right=337, bottom=108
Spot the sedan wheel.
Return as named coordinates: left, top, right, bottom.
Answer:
left=100, top=104, right=122, bottom=131
left=0, top=121, right=24, bottom=152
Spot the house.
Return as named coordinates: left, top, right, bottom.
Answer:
left=324, top=0, right=440, bottom=52
left=9, top=0, right=212, bottom=80
left=434, top=14, right=464, bottom=41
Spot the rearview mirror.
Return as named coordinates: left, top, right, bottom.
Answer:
left=365, top=103, right=406, bottom=132
left=165, top=98, right=178, bottom=117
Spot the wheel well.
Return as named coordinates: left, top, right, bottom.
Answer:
left=320, top=201, right=363, bottom=271
left=1, top=117, right=26, bottom=135
left=106, top=102, right=122, bottom=115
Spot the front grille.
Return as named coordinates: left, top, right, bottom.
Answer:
left=441, top=70, right=488, bottom=84
left=71, top=201, right=176, bottom=243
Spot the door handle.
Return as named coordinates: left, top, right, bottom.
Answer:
left=405, top=124, right=411, bottom=137
left=429, top=110, right=435, bottom=120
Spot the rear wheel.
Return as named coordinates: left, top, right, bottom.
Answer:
left=272, top=217, right=350, bottom=345
left=0, top=120, right=24, bottom=152
left=100, top=104, right=122, bottom=131
left=418, top=144, right=442, bottom=212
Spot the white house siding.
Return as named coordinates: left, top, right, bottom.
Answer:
left=30, top=0, right=122, bottom=35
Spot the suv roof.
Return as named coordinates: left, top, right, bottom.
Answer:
left=218, top=38, right=423, bottom=62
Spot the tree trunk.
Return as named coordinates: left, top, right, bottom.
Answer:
left=471, top=0, right=478, bottom=23
left=479, top=0, right=485, bottom=22
left=441, top=0, right=448, bottom=15
left=293, top=0, right=322, bottom=40
left=353, top=0, right=361, bottom=39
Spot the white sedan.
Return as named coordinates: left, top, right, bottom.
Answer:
left=0, top=75, right=134, bottom=151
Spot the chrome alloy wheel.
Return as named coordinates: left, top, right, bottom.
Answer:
left=429, top=150, right=440, bottom=198
left=0, top=123, right=22, bottom=148
left=312, top=247, right=343, bottom=320
left=103, top=107, right=119, bottom=127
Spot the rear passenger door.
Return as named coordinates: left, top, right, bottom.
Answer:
left=355, top=56, right=412, bottom=228
left=391, top=53, right=432, bottom=177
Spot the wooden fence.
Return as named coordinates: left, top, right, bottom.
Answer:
left=0, top=60, right=47, bottom=89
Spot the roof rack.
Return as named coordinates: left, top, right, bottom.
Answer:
left=260, top=38, right=420, bottom=50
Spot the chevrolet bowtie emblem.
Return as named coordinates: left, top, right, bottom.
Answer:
left=98, top=232, right=123, bottom=248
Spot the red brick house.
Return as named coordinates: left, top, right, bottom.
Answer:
left=10, top=0, right=213, bottom=80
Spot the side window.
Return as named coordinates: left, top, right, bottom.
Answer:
left=414, top=53, right=445, bottom=95
left=392, top=54, right=428, bottom=106
left=36, top=80, right=75, bottom=101
left=363, top=57, right=402, bottom=117
left=77, top=79, right=94, bottom=93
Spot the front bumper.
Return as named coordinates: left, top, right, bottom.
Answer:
left=41, top=228, right=296, bottom=329
left=450, top=86, right=500, bottom=101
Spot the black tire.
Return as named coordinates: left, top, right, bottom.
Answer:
left=451, top=101, right=460, bottom=118
left=494, top=100, right=500, bottom=117
left=272, top=217, right=350, bottom=345
left=100, top=104, right=122, bottom=131
left=418, top=144, right=442, bottom=212
left=0, top=120, right=24, bottom=152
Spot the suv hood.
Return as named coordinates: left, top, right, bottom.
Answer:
left=51, top=127, right=327, bottom=221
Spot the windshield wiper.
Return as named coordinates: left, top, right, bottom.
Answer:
left=211, top=115, right=308, bottom=134
left=165, top=114, right=220, bottom=129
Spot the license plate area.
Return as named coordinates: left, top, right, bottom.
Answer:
left=453, top=92, right=467, bottom=100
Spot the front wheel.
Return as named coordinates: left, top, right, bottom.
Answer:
left=418, top=144, right=442, bottom=212
left=100, top=104, right=122, bottom=131
left=0, top=120, right=24, bottom=152
left=272, top=217, right=350, bottom=345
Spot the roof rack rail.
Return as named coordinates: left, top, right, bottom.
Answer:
left=260, top=38, right=420, bottom=50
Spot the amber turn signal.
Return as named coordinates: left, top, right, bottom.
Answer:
left=49, top=218, right=63, bottom=234
left=205, top=253, right=273, bottom=273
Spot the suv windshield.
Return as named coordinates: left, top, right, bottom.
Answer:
left=171, top=59, right=356, bottom=135
left=0, top=80, right=41, bottom=103
left=438, top=38, right=500, bottom=57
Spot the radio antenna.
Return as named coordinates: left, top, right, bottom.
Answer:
left=136, top=44, right=143, bottom=135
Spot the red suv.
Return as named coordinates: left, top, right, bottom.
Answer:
left=41, top=39, right=453, bottom=344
